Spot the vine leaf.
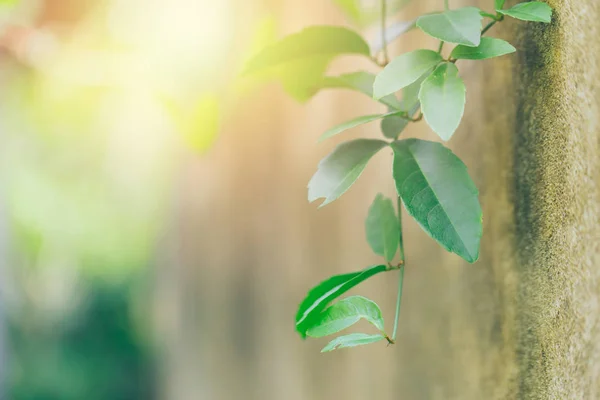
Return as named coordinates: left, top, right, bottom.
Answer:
left=322, top=72, right=402, bottom=109
left=295, top=265, right=387, bottom=337
left=494, top=0, right=506, bottom=10
left=242, top=26, right=370, bottom=75
left=370, top=19, right=416, bottom=53
left=419, top=63, right=466, bottom=141
left=321, top=333, right=385, bottom=352
left=373, top=50, right=443, bottom=99
left=307, top=296, right=385, bottom=337
left=391, top=139, right=482, bottom=263
left=308, top=139, right=388, bottom=206
left=416, top=7, right=483, bottom=46
left=319, top=112, right=403, bottom=142
left=498, top=2, right=552, bottom=23
left=365, top=194, right=399, bottom=262
left=380, top=75, right=425, bottom=139
left=450, top=37, right=516, bottom=60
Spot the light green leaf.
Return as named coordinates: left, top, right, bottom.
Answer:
left=307, top=296, right=385, bottom=337
left=321, top=333, right=385, bottom=352
left=416, top=7, right=483, bottom=46
left=373, top=50, right=443, bottom=99
left=419, top=62, right=466, bottom=141
left=321, top=72, right=402, bottom=109
left=243, top=26, right=370, bottom=75
left=319, top=112, right=402, bottom=142
left=365, top=194, right=399, bottom=261
left=308, top=139, right=388, bottom=206
left=380, top=76, right=424, bottom=140
left=370, top=20, right=417, bottom=53
left=495, top=0, right=506, bottom=10
left=450, top=37, right=516, bottom=60
left=391, top=139, right=482, bottom=263
left=333, top=0, right=413, bottom=27
left=498, top=2, right=552, bottom=23
left=295, top=265, right=387, bottom=337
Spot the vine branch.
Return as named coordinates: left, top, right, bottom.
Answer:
left=380, top=0, right=389, bottom=65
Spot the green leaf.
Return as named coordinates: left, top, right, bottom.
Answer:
left=319, top=112, right=402, bottom=142
left=308, top=139, right=388, bottom=206
left=321, top=72, right=402, bottom=109
left=370, top=20, right=417, bottom=53
left=416, top=7, right=483, bottom=46
left=307, top=296, right=385, bottom=337
left=321, top=333, right=385, bottom=352
left=391, top=139, right=482, bottom=263
left=380, top=76, right=424, bottom=140
left=333, top=0, right=413, bottom=27
left=495, top=0, right=506, bottom=10
left=365, top=194, right=399, bottom=261
left=243, top=26, right=370, bottom=75
left=419, top=63, right=466, bottom=141
left=450, top=37, right=516, bottom=60
left=498, top=2, right=552, bottom=23
left=295, top=265, right=387, bottom=337
left=373, top=50, right=443, bottom=99
left=278, top=56, right=333, bottom=102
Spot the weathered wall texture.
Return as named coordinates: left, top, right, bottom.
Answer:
left=158, top=0, right=600, bottom=399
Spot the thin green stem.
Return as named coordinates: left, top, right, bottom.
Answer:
left=396, top=196, right=404, bottom=262
left=444, top=0, right=449, bottom=10
left=480, top=11, right=497, bottom=20
left=380, top=0, right=389, bottom=64
left=391, top=265, right=405, bottom=341
left=437, top=41, right=445, bottom=54
left=391, top=196, right=405, bottom=342
left=481, top=20, right=497, bottom=35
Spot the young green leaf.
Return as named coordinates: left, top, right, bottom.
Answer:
left=373, top=50, right=443, bottom=99
left=318, top=112, right=403, bottom=142
left=391, top=139, right=482, bottom=263
left=308, top=139, right=388, bottom=206
left=494, top=0, right=506, bottom=10
left=307, top=296, right=385, bottom=337
left=295, top=265, right=387, bottom=337
left=322, top=72, right=403, bottom=109
left=416, top=7, right=483, bottom=46
left=321, top=333, right=385, bottom=352
left=243, top=26, right=370, bottom=74
left=365, top=194, right=399, bottom=261
left=419, top=63, right=466, bottom=141
left=370, top=19, right=416, bottom=53
left=450, top=37, right=516, bottom=60
left=498, top=2, right=552, bottom=23
left=380, top=76, right=424, bottom=140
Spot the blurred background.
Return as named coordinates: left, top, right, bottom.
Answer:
left=0, top=0, right=499, bottom=399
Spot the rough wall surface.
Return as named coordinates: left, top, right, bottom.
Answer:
left=513, top=0, right=600, bottom=398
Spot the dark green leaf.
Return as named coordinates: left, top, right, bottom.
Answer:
left=295, top=265, right=387, bottom=337
left=321, top=333, right=385, bottom=352
left=308, top=139, right=388, bottom=206
left=450, top=37, right=516, bottom=60
left=495, top=0, right=506, bottom=10
left=391, top=139, right=482, bottom=262
left=416, top=7, right=483, bottom=46
left=243, top=26, right=370, bottom=75
left=419, top=63, right=466, bottom=141
left=307, top=296, right=385, bottom=337
left=498, top=2, right=552, bottom=23
left=319, top=112, right=402, bottom=142
left=365, top=194, right=399, bottom=261
left=321, top=72, right=402, bottom=109
left=373, top=50, right=443, bottom=99
left=381, top=110, right=410, bottom=140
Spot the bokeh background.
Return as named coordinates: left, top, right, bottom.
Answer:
left=0, top=0, right=502, bottom=399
